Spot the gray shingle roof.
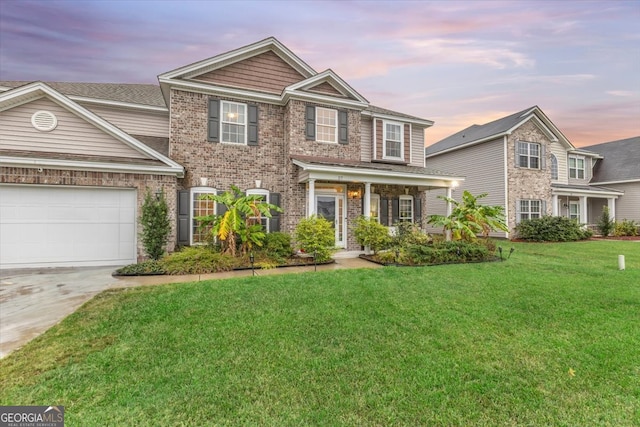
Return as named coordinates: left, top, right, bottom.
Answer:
left=0, top=81, right=166, bottom=108
left=426, top=106, right=539, bottom=156
left=583, top=136, right=640, bottom=182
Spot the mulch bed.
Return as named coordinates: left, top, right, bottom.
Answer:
left=359, top=254, right=503, bottom=267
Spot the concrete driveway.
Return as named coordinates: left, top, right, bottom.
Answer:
left=0, top=267, right=119, bottom=358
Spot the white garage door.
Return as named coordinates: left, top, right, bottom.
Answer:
left=0, top=185, right=136, bottom=269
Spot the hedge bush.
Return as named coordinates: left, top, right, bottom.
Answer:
left=404, top=240, right=492, bottom=265
left=353, top=216, right=392, bottom=254
left=260, top=232, right=293, bottom=262
left=294, top=216, right=335, bottom=263
left=515, top=216, right=592, bottom=242
left=613, top=219, right=638, bottom=237
left=160, top=246, right=236, bottom=275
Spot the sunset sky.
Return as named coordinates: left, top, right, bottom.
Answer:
left=1, top=0, right=638, bottom=147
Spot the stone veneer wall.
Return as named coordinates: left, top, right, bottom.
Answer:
left=0, top=166, right=177, bottom=260
left=506, top=120, right=553, bottom=232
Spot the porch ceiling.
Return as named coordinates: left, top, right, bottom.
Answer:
left=291, top=155, right=463, bottom=188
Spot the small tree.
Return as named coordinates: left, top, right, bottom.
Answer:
left=294, top=215, right=335, bottom=262
left=353, top=216, right=391, bottom=254
left=428, top=190, right=508, bottom=241
left=596, top=206, right=614, bottom=237
left=140, top=189, right=171, bottom=260
left=197, top=186, right=282, bottom=256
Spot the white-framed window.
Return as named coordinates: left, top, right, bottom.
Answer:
left=399, top=195, right=413, bottom=222
left=569, top=201, right=580, bottom=221
left=370, top=194, right=381, bottom=223
left=517, top=141, right=541, bottom=169
left=384, top=121, right=404, bottom=160
left=191, top=187, right=216, bottom=245
left=246, top=188, right=270, bottom=232
left=519, top=199, right=541, bottom=222
left=569, top=155, right=585, bottom=179
left=316, top=107, right=337, bottom=143
left=551, top=154, right=558, bottom=180
left=221, top=101, right=247, bottom=144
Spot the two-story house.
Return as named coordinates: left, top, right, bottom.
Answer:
left=0, top=37, right=461, bottom=269
left=424, top=106, right=630, bottom=237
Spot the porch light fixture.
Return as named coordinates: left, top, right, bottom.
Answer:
left=255, top=179, right=262, bottom=188
left=348, top=189, right=361, bottom=199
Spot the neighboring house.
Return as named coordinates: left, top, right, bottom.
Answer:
left=424, top=106, right=631, bottom=237
left=0, top=37, right=461, bottom=269
left=582, top=136, right=640, bottom=224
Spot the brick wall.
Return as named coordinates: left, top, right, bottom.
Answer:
left=0, top=166, right=177, bottom=259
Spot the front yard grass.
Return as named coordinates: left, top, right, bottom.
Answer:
left=1, top=241, right=639, bottom=425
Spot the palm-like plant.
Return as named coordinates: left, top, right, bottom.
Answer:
left=428, top=190, right=508, bottom=241
left=197, top=186, right=282, bottom=256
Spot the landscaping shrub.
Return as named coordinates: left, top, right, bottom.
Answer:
left=140, top=189, right=171, bottom=260
left=391, top=221, right=431, bottom=247
left=294, top=215, right=335, bottom=262
left=160, top=246, right=236, bottom=275
left=613, top=219, right=638, bottom=237
left=404, top=240, right=491, bottom=265
left=115, top=260, right=165, bottom=276
left=596, top=206, right=615, bottom=237
left=260, top=232, right=293, bottom=262
left=515, top=216, right=592, bottom=242
left=353, top=216, right=392, bottom=254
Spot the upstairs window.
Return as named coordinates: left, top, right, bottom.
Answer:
left=569, top=156, right=585, bottom=179
left=316, top=107, right=337, bottom=143
left=517, top=141, right=541, bottom=169
left=221, top=101, right=247, bottom=144
left=384, top=121, right=404, bottom=160
left=550, top=154, right=558, bottom=180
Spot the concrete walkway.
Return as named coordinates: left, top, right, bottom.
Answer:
left=0, top=257, right=379, bottom=358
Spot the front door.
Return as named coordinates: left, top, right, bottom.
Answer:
left=316, top=194, right=345, bottom=248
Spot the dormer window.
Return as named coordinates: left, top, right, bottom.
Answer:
left=384, top=121, right=404, bottom=160
left=569, top=155, right=585, bottom=179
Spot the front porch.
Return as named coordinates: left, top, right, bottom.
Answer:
left=551, top=184, right=624, bottom=230
left=291, top=156, right=463, bottom=250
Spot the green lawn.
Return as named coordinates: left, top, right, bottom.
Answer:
left=1, top=241, right=639, bottom=426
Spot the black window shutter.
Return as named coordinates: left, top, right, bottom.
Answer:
left=208, top=98, right=220, bottom=142
left=392, top=198, right=400, bottom=224
left=177, top=190, right=190, bottom=246
left=338, top=110, right=348, bottom=144
left=216, top=191, right=227, bottom=216
left=380, top=198, right=389, bottom=226
left=247, top=104, right=259, bottom=146
left=361, top=193, right=365, bottom=216
left=305, top=105, right=316, bottom=140
left=268, top=193, right=281, bottom=232
left=414, top=197, right=422, bottom=223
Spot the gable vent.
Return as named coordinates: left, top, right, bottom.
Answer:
left=31, top=111, right=58, bottom=132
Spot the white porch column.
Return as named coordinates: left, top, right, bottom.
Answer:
left=308, top=179, right=316, bottom=216
left=580, top=195, right=588, bottom=224
left=445, top=187, right=453, bottom=241
left=552, top=194, right=558, bottom=216
left=607, top=197, right=616, bottom=221
left=363, top=182, right=371, bottom=219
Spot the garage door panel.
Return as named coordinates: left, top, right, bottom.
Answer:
left=0, top=186, right=137, bottom=268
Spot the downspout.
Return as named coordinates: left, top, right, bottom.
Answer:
left=503, top=135, right=510, bottom=238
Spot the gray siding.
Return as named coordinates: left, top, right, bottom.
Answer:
left=360, top=116, right=372, bottom=162
left=410, top=126, right=425, bottom=167
left=80, top=103, right=169, bottom=138
left=612, top=182, right=640, bottom=222
left=550, top=142, right=568, bottom=184
left=0, top=98, right=146, bottom=158
left=424, top=137, right=506, bottom=236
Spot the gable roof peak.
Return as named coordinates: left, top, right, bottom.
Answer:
left=158, top=36, right=317, bottom=82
